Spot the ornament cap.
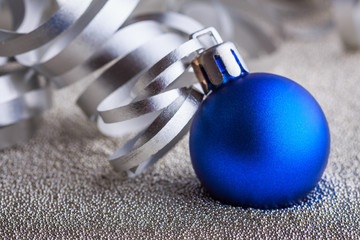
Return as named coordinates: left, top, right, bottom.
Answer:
left=190, top=28, right=248, bottom=93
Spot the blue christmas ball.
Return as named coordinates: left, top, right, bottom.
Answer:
left=189, top=73, right=330, bottom=209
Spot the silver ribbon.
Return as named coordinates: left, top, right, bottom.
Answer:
left=0, top=0, right=217, bottom=175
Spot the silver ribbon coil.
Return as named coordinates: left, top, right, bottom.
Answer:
left=0, top=0, right=219, bottom=175
left=332, top=0, right=360, bottom=50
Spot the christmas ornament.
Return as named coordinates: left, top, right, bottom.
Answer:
left=189, top=30, right=330, bottom=209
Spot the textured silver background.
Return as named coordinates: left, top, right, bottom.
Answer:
left=0, top=32, right=359, bottom=239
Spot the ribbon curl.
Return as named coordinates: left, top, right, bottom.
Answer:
left=0, top=0, right=217, bottom=175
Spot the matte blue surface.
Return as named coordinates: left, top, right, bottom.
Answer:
left=189, top=73, right=330, bottom=209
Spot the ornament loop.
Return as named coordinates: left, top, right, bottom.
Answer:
left=190, top=26, right=223, bottom=47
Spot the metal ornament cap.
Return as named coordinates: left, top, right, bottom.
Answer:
left=191, top=41, right=248, bottom=93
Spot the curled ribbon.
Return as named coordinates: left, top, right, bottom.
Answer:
left=0, top=0, right=221, bottom=175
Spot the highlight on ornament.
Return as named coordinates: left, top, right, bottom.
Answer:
left=0, top=0, right=331, bottom=209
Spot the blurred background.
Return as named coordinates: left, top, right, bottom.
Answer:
left=0, top=0, right=357, bottom=71
left=1, top=0, right=358, bottom=74
left=134, top=0, right=353, bottom=71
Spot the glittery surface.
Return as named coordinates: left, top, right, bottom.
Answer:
left=0, top=33, right=359, bottom=239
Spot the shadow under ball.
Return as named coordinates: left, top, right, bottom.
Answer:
left=189, top=73, right=330, bottom=209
